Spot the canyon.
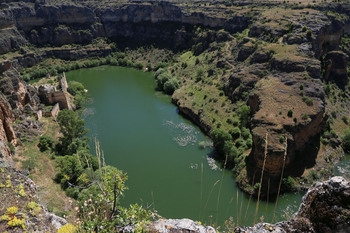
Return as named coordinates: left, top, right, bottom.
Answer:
left=0, top=0, right=349, bottom=232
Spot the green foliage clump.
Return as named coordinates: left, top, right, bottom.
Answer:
left=342, top=128, right=350, bottom=153
left=68, top=81, right=88, bottom=109
left=302, top=96, right=313, bottom=106
left=57, top=110, right=89, bottom=155
left=287, top=109, right=293, bottom=117
left=282, top=176, right=296, bottom=189
left=67, top=81, right=85, bottom=96
left=238, top=105, right=251, bottom=127
left=211, top=128, right=232, bottom=158
left=154, top=68, right=179, bottom=95
left=38, top=135, right=54, bottom=152
left=163, top=78, right=179, bottom=95
left=229, top=127, right=241, bottom=140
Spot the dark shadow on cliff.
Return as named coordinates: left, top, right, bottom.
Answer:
left=285, top=134, right=321, bottom=178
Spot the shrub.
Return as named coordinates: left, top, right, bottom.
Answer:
left=241, top=127, right=251, bottom=140
left=134, top=62, right=144, bottom=70
left=282, top=176, right=296, bottom=189
left=310, top=170, right=319, bottom=180
left=155, top=73, right=171, bottom=91
left=211, top=128, right=232, bottom=157
left=196, top=68, right=205, bottom=82
left=302, top=96, right=313, bottom=106
left=38, top=135, right=54, bottom=152
left=238, top=105, right=251, bottom=127
left=287, top=110, right=293, bottom=117
left=163, top=78, right=179, bottom=95
left=235, top=138, right=246, bottom=149
left=306, top=29, right=312, bottom=38
left=67, top=81, right=85, bottom=96
left=154, top=68, right=166, bottom=79
left=342, top=116, right=349, bottom=125
left=342, top=128, right=350, bottom=153
left=229, top=127, right=241, bottom=139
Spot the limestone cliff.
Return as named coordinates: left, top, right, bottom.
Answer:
left=235, top=177, right=350, bottom=233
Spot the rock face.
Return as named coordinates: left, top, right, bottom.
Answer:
left=0, top=0, right=250, bottom=52
left=246, top=72, right=326, bottom=193
left=0, top=167, right=68, bottom=232
left=295, top=176, right=350, bottom=233
left=0, top=94, right=16, bottom=166
left=149, top=218, right=216, bottom=233
left=235, top=177, right=350, bottom=233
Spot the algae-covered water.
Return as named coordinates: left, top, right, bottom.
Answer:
left=66, top=66, right=303, bottom=227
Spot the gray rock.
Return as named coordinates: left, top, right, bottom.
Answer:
left=45, top=212, right=68, bottom=230
left=150, top=218, right=216, bottom=233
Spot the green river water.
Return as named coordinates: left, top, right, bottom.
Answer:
left=66, top=66, right=303, bottom=227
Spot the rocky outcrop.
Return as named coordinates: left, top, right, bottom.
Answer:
left=0, top=0, right=250, bottom=52
left=149, top=218, right=216, bottom=233
left=0, top=167, right=68, bottom=232
left=0, top=94, right=16, bottom=166
left=245, top=72, right=326, bottom=193
left=235, top=176, right=350, bottom=233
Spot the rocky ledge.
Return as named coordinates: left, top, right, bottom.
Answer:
left=235, top=176, right=350, bottom=233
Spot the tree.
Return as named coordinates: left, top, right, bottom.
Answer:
left=67, top=81, right=85, bottom=96
left=57, top=110, right=88, bottom=154
left=163, top=78, right=179, bottom=95
left=211, top=128, right=232, bottom=157
left=238, top=105, right=251, bottom=127
left=38, top=135, right=54, bottom=152
left=342, top=128, right=350, bottom=153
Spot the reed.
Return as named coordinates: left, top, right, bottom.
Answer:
left=264, top=178, right=270, bottom=223
left=201, top=179, right=220, bottom=222
left=236, top=189, right=239, bottom=226
left=272, top=135, right=288, bottom=222
left=254, top=133, right=268, bottom=224
left=199, top=163, right=204, bottom=219
left=243, top=171, right=256, bottom=225
left=238, top=195, right=243, bottom=226
left=216, top=155, right=228, bottom=224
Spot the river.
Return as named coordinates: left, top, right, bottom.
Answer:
left=66, top=66, right=303, bottom=227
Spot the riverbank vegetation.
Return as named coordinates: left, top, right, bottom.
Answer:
left=20, top=35, right=348, bottom=198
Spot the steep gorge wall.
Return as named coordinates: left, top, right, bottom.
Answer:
left=0, top=0, right=250, bottom=53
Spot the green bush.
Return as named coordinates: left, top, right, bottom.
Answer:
left=155, top=73, right=171, bottom=91
left=282, top=176, right=296, bottom=189
left=342, top=128, right=350, bottom=153
left=306, top=30, right=312, bottom=38
left=302, top=96, right=313, bottom=106
left=310, top=170, right=319, bottom=180
left=211, top=128, right=232, bottom=157
left=229, top=127, right=241, bottom=140
left=163, top=78, right=179, bottom=95
left=238, top=105, right=251, bottom=127
left=287, top=110, right=293, bottom=117
left=38, top=135, right=54, bottom=152
left=241, top=127, right=251, bottom=140
left=68, top=81, right=85, bottom=96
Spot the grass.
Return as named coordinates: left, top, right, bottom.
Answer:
left=14, top=117, right=75, bottom=219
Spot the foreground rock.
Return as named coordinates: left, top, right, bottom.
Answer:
left=149, top=218, right=216, bottom=233
left=235, top=176, right=350, bottom=233
left=0, top=167, right=67, bottom=232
